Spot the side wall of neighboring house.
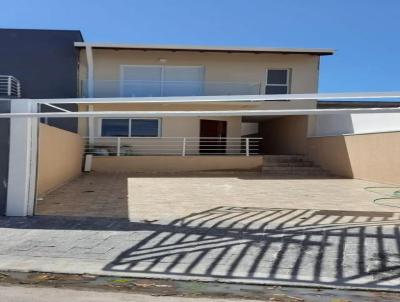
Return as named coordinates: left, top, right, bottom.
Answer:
left=0, top=29, right=83, bottom=132
left=310, top=113, right=400, bottom=137
left=37, top=123, right=84, bottom=196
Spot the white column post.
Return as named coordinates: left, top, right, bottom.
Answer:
left=245, top=138, right=250, bottom=156
left=17, top=81, right=21, bottom=98
left=7, top=76, right=12, bottom=96
left=85, top=46, right=94, bottom=98
left=182, top=137, right=186, bottom=156
left=88, top=105, right=95, bottom=146
left=117, top=137, right=121, bottom=156
left=85, top=45, right=95, bottom=148
left=7, top=99, right=38, bottom=216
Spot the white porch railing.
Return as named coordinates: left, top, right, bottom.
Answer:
left=0, top=75, right=21, bottom=98
left=85, top=137, right=262, bottom=156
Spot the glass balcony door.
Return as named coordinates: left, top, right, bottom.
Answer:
left=121, top=65, right=204, bottom=97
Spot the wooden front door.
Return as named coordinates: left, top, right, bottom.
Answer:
left=199, top=119, right=227, bottom=154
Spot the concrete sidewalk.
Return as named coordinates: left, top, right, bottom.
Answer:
left=0, top=207, right=400, bottom=291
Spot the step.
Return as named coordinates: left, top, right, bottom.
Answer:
left=262, top=168, right=330, bottom=176
left=262, top=167, right=329, bottom=176
left=263, top=161, right=315, bottom=168
left=263, top=155, right=308, bottom=163
left=263, top=154, right=306, bottom=160
left=262, top=170, right=330, bottom=176
left=262, top=166, right=323, bottom=172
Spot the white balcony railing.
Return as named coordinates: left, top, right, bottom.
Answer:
left=85, top=137, right=262, bottom=156
left=0, top=75, right=21, bottom=98
left=80, top=80, right=262, bottom=98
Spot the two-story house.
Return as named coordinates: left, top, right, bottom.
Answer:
left=74, top=42, right=334, bottom=171
left=4, top=33, right=400, bottom=218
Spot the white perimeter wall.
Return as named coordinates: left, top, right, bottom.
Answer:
left=311, top=113, right=400, bottom=137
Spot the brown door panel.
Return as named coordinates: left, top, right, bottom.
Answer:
left=199, top=119, right=227, bottom=154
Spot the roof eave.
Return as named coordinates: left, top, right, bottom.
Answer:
left=73, top=42, right=335, bottom=56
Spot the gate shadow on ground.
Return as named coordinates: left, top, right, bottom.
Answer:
left=1, top=206, right=400, bottom=290
left=102, top=206, right=400, bottom=289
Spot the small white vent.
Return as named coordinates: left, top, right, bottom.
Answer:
left=0, top=75, right=21, bottom=98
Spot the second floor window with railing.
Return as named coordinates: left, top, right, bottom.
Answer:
left=265, top=69, right=290, bottom=94
left=121, top=65, right=205, bottom=97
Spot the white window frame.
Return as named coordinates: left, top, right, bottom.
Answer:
left=265, top=68, right=291, bottom=94
left=98, top=117, right=162, bottom=138
left=120, top=65, right=205, bottom=97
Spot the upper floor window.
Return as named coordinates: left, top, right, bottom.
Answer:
left=101, top=118, right=161, bottom=137
left=265, top=69, right=290, bottom=94
left=121, top=65, right=204, bottom=97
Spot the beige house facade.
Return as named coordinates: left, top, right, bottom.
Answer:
left=75, top=43, right=333, bottom=157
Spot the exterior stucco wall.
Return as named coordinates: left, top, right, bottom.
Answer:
left=80, top=111, right=242, bottom=154
left=78, top=100, right=317, bottom=117
left=37, top=124, right=84, bottom=195
left=260, top=116, right=309, bottom=155
left=77, top=100, right=317, bottom=139
left=79, top=49, right=320, bottom=94
left=91, top=156, right=263, bottom=173
left=307, top=132, right=400, bottom=185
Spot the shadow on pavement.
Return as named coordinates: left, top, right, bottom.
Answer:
left=1, top=206, right=400, bottom=290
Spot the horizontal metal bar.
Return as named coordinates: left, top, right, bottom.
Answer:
left=90, top=154, right=260, bottom=156
left=24, top=91, right=400, bottom=104
left=1, top=107, right=400, bottom=118
left=84, top=79, right=260, bottom=85
left=86, top=147, right=258, bottom=150
left=87, top=145, right=251, bottom=149
left=85, top=136, right=263, bottom=139
left=42, top=103, right=71, bottom=113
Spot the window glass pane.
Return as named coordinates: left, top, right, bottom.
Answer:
left=164, top=66, right=204, bottom=82
left=265, top=85, right=288, bottom=95
left=123, top=66, right=162, bottom=81
left=163, top=66, right=204, bottom=96
left=101, top=119, right=129, bottom=137
left=131, top=119, right=159, bottom=137
left=122, top=66, right=162, bottom=97
left=267, top=70, right=288, bottom=85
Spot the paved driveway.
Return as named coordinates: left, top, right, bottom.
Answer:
left=37, top=172, right=400, bottom=221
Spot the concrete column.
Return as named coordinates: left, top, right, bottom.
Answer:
left=6, top=99, right=38, bottom=216
left=85, top=45, right=95, bottom=145
left=0, top=99, right=10, bottom=215
left=88, top=105, right=95, bottom=145
left=85, top=46, right=94, bottom=98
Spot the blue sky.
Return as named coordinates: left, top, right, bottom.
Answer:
left=1, top=0, right=399, bottom=92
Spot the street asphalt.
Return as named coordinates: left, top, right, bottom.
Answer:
left=0, top=284, right=259, bottom=302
